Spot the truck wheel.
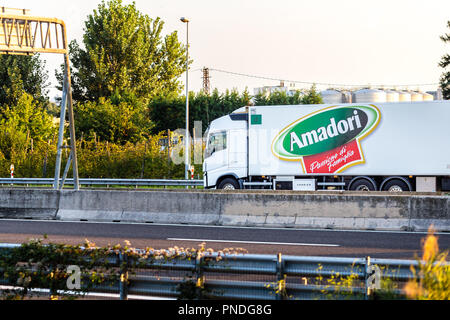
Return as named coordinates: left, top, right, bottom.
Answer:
left=349, top=179, right=376, bottom=191
left=382, top=179, right=410, bottom=192
left=218, top=178, right=240, bottom=190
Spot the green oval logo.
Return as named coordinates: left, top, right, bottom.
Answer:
left=272, top=105, right=380, bottom=159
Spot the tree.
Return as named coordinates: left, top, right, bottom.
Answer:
left=149, top=86, right=324, bottom=134
left=3, top=93, right=54, bottom=142
left=0, top=91, right=55, bottom=166
left=0, top=54, right=55, bottom=176
left=439, top=21, right=450, bottom=100
left=0, top=55, right=54, bottom=156
left=0, top=55, right=48, bottom=108
left=300, top=85, right=323, bottom=104
left=149, top=89, right=252, bottom=134
left=253, top=85, right=323, bottom=106
left=61, top=0, right=189, bottom=103
left=254, top=90, right=304, bottom=106
left=74, top=97, right=153, bottom=145
left=148, top=93, right=186, bottom=134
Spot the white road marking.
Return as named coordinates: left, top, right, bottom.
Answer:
left=166, top=238, right=340, bottom=247
left=0, top=218, right=443, bottom=235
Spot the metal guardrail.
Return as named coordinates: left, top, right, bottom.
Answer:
left=0, top=178, right=203, bottom=188
left=0, top=243, right=428, bottom=300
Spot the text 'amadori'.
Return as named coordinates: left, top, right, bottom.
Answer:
left=290, top=110, right=362, bottom=151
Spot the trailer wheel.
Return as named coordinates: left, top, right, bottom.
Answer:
left=218, top=178, right=240, bottom=190
left=382, top=179, right=410, bottom=192
left=349, top=178, right=376, bottom=191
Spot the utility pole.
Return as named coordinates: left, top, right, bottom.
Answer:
left=180, top=17, right=190, bottom=183
left=202, top=67, right=210, bottom=95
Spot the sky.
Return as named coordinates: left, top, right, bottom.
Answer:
left=2, top=0, right=449, bottom=100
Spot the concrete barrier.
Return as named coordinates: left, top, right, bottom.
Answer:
left=0, top=188, right=448, bottom=231
left=0, top=189, right=59, bottom=220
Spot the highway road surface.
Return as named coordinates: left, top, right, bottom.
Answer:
left=0, top=219, right=449, bottom=259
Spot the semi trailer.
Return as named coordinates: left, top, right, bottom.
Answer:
left=202, top=101, right=450, bottom=192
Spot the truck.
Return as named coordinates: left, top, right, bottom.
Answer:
left=202, top=101, right=450, bottom=192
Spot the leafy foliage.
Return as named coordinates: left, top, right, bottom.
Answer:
left=0, top=131, right=187, bottom=179
left=75, top=134, right=184, bottom=179
left=1, top=93, right=54, bottom=143
left=0, top=237, right=119, bottom=300
left=61, top=0, right=188, bottom=103
left=149, top=85, right=322, bottom=134
left=404, top=227, right=450, bottom=300
left=0, top=55, right=48, bottom=107
left=439, top=21, right=450, bottom=99
left=74, top=96, right=152, bottom=145
left=0, top=238, right=247, bottom=300
left=0, top=54, right=56, bottom=175
left=149, top=88, right=251, bottom=134
left=253, top=85, right=323, bottom=106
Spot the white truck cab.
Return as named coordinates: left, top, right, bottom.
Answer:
left=203, top=108, right=248, bottom=189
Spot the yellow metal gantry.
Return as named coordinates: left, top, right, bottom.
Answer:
left=0, top=7, right=79, bottom=190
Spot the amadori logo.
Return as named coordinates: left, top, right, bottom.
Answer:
left=271, top=105, right=381, bottom=174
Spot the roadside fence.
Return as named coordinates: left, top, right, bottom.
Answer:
left=0, top=243, right=427, bottom=300
left=0, top=178, right=203, bottom=188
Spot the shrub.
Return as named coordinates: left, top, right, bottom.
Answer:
left=404, top=226, right=450, bottom=300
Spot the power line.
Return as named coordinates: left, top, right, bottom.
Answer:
left=204, top=67, right=439, bottom=88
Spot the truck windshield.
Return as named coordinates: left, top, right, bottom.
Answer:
left=205, top=131, right=227, bottom=159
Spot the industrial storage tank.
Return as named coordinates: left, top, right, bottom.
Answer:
left=385, top=90, right=400, bottom=102
left=341, top=91, right=352, bottom=103
left=320, top=89, right=343, bottom=103
left=410, top=91, right=423, bottom=101
left=398, top=91, right=411, bottom=102
left=352, top=88, right=387, bottom=103
left=426, top=90, right=442, bottom=100
left=422, top=92, right=434, bottom=101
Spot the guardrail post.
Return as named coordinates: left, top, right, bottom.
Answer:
left=119, top=252, right=128, bottom=300
left=364, top=256, right=381, bottom=300
left=195, top=254, right=205, bottom=297
left=276, top=253, right=286, bottom=300
left=49, top=267, right=58, bottom=300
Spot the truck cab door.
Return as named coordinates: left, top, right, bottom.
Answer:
left=228, top=129, right=247, bottom=174
left=204, top=131, right=228, bottom=186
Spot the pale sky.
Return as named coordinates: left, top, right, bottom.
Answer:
left=2, top=0, right=449, bottom=100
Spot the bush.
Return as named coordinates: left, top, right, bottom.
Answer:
left=0, top=237, right=247, bottom=300
left=0, top=131, right=186, bottom=179
left=404, top=226, right=450, bottom=300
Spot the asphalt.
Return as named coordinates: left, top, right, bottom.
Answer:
left=0, top=219, right=449, bottom=259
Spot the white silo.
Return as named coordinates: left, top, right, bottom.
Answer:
left=341, top=91, right=352, bottom=103
left=352, top=88, right=387, bottom=103
left=385, top=90, right=400, bottom=102
left=320, top=89, right=343, bottom=104
left=426, top=90, right=443, bottom=100
left=398, top=91, right=411, bottom=102
left=422, top=92, right=434, bottom=101
left=411, top=91, right=423, bottom=101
